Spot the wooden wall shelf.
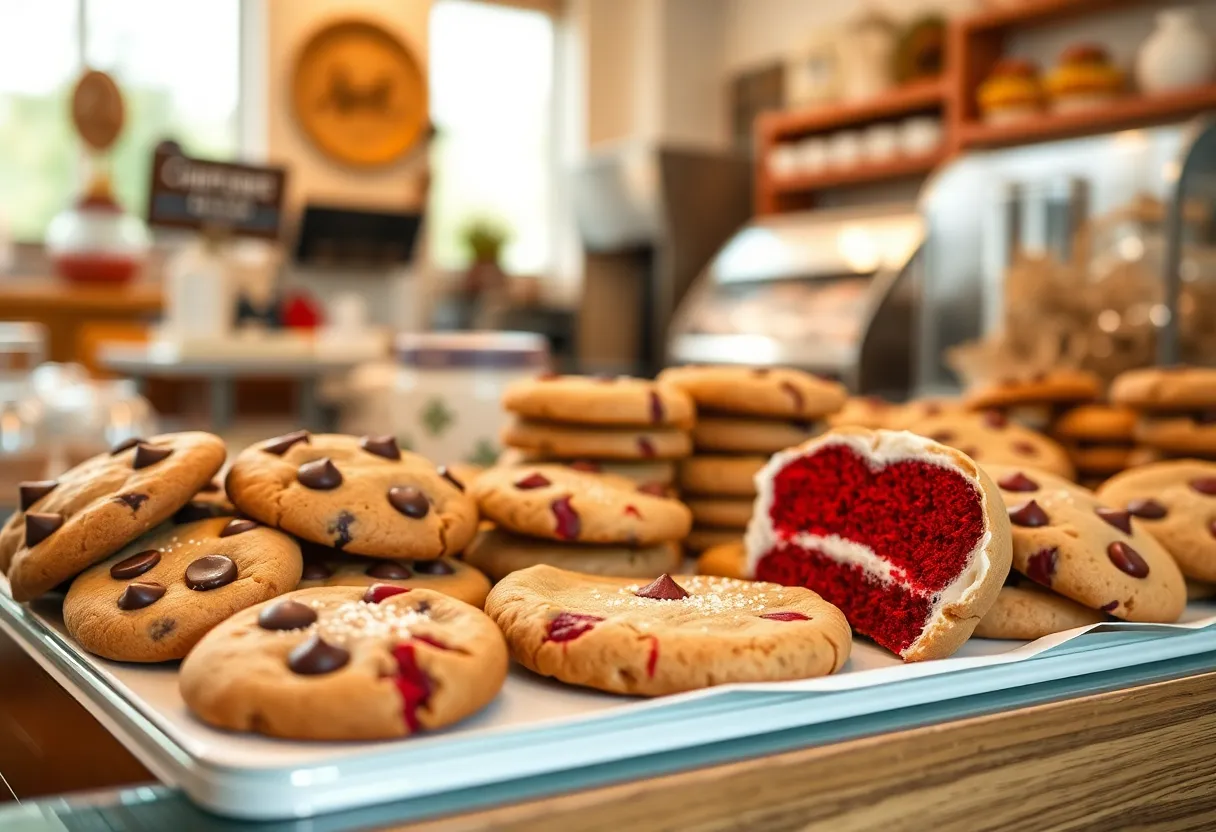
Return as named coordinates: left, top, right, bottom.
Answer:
left=958, top=84, right=1216, bottom=150
left=760, top=80, right=945, bottom=141
left=959, top=0, right=1146, bottom=34
left=769, top=152, right=948, bottom=195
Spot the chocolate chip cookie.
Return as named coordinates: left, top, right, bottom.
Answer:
left=901, top=410, right=1075, bottom=480
left=63, top=517, right=301, bottom=662
left=503, top=375, right=695, bottom=428
left=4, top=432, right=226, bottom=602
left=485, top=565, right=851, bottom=696
left=464, top=527, right=682, bottom=581
left=973, top=576, right=1107, bottom=640
left=985, top=464, right=1186, bottom=622
left=685, top=497, right=753, bottom=529
left=501, top=419, right=692, bottom=460
left=1097, top=460, right=1216, bottom=582
left=297, top=542, right=491, bottom=608
left=691, top=415, right=826, bottom=454
left=180, top=586, right=509, bottom=740
left=1051, top=405, right=1139, bottom=476
left=226, top=432, right=478, bottom=560
left=470, top=465, right=691, bottom=545
left=658, top=365, right=846, bottom=419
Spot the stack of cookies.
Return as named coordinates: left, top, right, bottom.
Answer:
left=1049, top=404, right=1140, bottom=488
left=658, top=365, right=847, bottom=552
left=963, top=369, right=1101, bottom=433
left=1111, top=366, right=1216, bottom=462
left=465, top=464, right=692, bottom=580
left=498, top=375, right=696, bottom=494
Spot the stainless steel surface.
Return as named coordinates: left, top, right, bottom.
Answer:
left=667, top=205, right=923, bottom=396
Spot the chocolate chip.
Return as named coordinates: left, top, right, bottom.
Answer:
left=1095, top=507, right=1133, bottom=535
left=360, top=435, right=401, bottom=461
left=412, top=559, right=455, bottom=575
left=1198, top=410, right=1216, bottom=426
left=363, top=583, right=410, bottom=604
left=110, top=437, right=143, bottom=455
left=1190, top=477, right=1216, bottom=496
left=219, top=518, right=258, bottom=538
left=301, top=562, right=333, bottom=581
left=1011, top=440, right=1040, bottom=457
left=1126, top=498, right=1168, bottom=519
left=515, top=472, right=551, bottom=490
left=117, top=582, right=165, bottom=610
left=1009, top=500, right=1049, bottom=527
left=115, top=493, right=148, bottom=512
left=388, top=486, right=430, bottom=519
left=258, top=599, right=317, bottom=631
left=648, top=391, right=664, bottom=424
left=780, top=380, right=804, bottom=411
left=1027, top=547, right=1058, bottom=585
left=552, top=495, right=580, bottom=540
left=1100, top=600, right=1119, bottom=613
left=184, top=555, right=238, bottom=591
left=173, top=502, right=224, bottom=524
left=199, top=480, right=221, bottom=494
left=298, top=458, right=342, bottom=490
left=634, top=574, right=689, bottom=600
left=328, top=510, right=356, bottom=549
left=1108, top=541, right=1150, bottom=578
left=25, top=512, right=63, bottom=547
left=983, top=410, right=1008, bottom=428
left=263, top=430, right=310, bottom=455
left=367, top=561, right=412, bottom=579
left=132, top=443, right=173, bottom=470
left=997, top=472, right=1039, bottom=492
left=110, top=550, right=161, bottom=580
left=287, top=634, right=349, bottom=675
left=437, top=465, right=464, bottom=491
left=18, top=481, right=57, bottom=512
left=637, top=437, right=657, bottom=458
left=148, top=619, right=176, bottom=641
left=759, top=612, right=810, bottom=621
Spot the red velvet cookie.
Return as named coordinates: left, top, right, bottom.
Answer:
left=745, top=427, right=1012, bottom=661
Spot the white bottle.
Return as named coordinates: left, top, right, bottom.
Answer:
left=164, top=230, right=232, bottom=345
left=1136, top=8, right=1215, bottom=94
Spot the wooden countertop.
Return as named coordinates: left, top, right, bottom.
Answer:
left=0, top=279, right=163, bottom=314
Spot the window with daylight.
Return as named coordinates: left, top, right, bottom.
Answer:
left=0, top=0, right=241, bottom=242
left=428, top=0, right=557, bottom=276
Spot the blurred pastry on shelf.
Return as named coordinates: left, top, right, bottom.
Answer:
left=1045, top=43, right=1124, bottom=113
left=978, top=58, right=1043, bottom=124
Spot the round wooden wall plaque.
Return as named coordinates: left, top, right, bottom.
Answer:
left=291, top=19, right=428, bottom=167
left=72, top=70, right=125, bottom=151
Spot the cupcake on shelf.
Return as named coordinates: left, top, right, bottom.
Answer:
left=977, top=58, right=1043, bottom=124
left=1045, top=43, right=1124, bottom=113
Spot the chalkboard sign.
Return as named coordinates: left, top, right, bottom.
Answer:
left=146, top=149, right=288, bottom=240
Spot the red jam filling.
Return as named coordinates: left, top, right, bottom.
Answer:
left=755, top=443, right=985, bottom=655
left=546, top=612, right=603, bottom=642
left=551, top=496, right=581, bottom=540
left=390, top=643, right=432, bottom=733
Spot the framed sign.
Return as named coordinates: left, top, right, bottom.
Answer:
left=291, top=18, right=428, bottom=167
left=146, top=149, right=288, bottom=240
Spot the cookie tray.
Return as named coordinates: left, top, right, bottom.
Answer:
left=3, top=580, right=1216, bottom=822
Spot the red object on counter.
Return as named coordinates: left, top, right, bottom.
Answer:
left=280, top=291, right=324, bottom=329
left=51, top=252, right=142, bottom=284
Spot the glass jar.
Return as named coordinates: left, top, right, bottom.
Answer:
left=0, top=323, right=50, bottom=505
left=44, top=177, right=150, bottom=285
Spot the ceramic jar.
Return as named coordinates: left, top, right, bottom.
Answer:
left=1136, top=8, right=1215, bottom=94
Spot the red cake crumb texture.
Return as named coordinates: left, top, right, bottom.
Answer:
left=753, top=441, right=987, bottom=656
left=390, top=643, right=432, bottom=733
left=546, top=612, right=603, bottom=642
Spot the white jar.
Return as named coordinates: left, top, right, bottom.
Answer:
left=862, top=123, right=900, bottom=162
left=797, top=137, right=830, bottom=173
left=393, top=332, right=549, bottom=467
left=1136, top=8, right=1215, bottom=94
left=826, top=131, right=862, bottom=168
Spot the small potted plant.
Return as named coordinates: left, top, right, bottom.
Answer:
left=460, top=218, right=510, bottom=297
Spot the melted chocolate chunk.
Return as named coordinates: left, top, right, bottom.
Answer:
left=18, top=480, right=57, bottom=512
left=634, top=573, right=689, bottom=600
left=1095, top=508, right=1133, bottom=535
left=25, top=512, right=63, bottom=547
left=997, top=472, right=1039, bottom=492
left=388, top=486, right=430, bottom=519
left=360, top=435, right=401, bottom=461
left=1008, top=500, right=1050, bottom=528
left=118, top=582, right=165, bottom=610
left=328, top=510, right=356, bottom=549
left=367, top=561, right=412, bottom=579
left=1108, top=542, right=1150, bottom=578
left=184, top=555, right=238, bottom=591
left=412, top=559, right=455, bottom=575
left=301, top=562, right=333, bottom=581
left=110, top=550, right=161, bottom=580
left=1190, top=477, right=1216, bottom=496
left=219, top=518, right=258, bottom=538
left=258, top=599, right=318, bottom=631
left=287, top=634, right=350, bottom=675
left=132, top=443, right=173, bottom=470
left=115, top=493, right=149, bottom=512
left=263, top=430, right=310, bottom=455
left=174, top=502, right=224, bottom=524
left=297, top=458, right=343, bottom=490
left=198, top=480, right=221, bottom=494
left=148, top=619, right=176, bottom=641
left=1127, top=498, right=1168, bottom=519
left=110, top=437, right=143, bottom=455
left=437, top=465, right=464, bottom=492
